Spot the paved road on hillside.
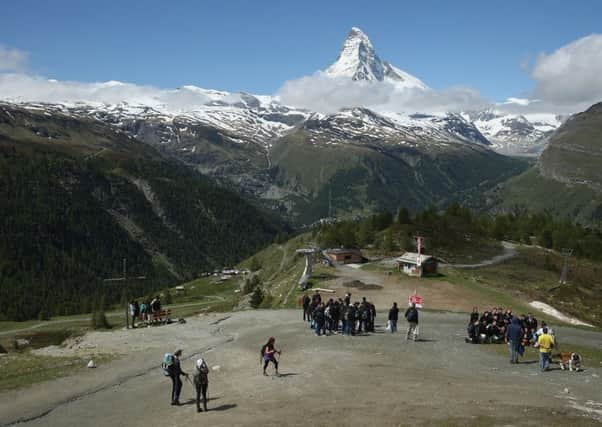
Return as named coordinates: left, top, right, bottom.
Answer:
left=2, top=310, right=601, bottom=427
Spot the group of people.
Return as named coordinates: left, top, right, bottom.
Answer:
left=163, top=349, right=210, bottom=412
left=466, top=306, right=557, bottom=371
left=465, top=306, right=539, bottom=345
left=302, top=291, right=377, bottom=336
left=164, top=337, right=283, bottom=410
left=128, top=297, right=163, bottom=328
left=301, top=291, right=420, bottom=341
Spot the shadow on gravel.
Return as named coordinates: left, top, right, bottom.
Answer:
left=182, top=397, right=221, bottom=406
left=210, top=403, right=237, bottom=412
left=414, top=338, right=436, bottom=342
left=277, top=373, right=299, bottom=378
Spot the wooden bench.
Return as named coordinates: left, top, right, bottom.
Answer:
left=150, top=309, right=172, bottom=325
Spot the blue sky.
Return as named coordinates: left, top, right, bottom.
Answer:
left=0, top=0, right=600, bottom=101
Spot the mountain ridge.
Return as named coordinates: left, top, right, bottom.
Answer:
left=491, top=102, right=602, bottom=226
left=325, top=27, right=428, bottom=90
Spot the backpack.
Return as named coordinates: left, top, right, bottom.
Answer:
left=406, top=308, right=417, bottom=322
left=162, top=353, right=174, bottom=376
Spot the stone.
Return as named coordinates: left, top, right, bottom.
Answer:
left=16, top=338, right=30, bottom=348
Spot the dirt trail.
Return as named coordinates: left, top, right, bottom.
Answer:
left=318, top=264, right=506, bottom=314
left=449, top=241, right=518, bottom=268
left=2, top=309, right=601, bottom=427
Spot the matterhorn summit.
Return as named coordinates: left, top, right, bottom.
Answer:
left=325, top=27, right=428, bottom=90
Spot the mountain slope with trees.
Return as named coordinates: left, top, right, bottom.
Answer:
left=0, top=104, right=285, bottom=321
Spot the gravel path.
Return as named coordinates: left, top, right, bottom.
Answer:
left=2, top=309, right=601, bottom=427
left=449, top=241, right=518, bottom=268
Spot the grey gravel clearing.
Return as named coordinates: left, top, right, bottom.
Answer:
left=1, top=310, right=601, bottom=427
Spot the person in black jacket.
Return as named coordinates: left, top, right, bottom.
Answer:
left=314, top=304, right=326, bottom=336
left=405, top=303, right=419, bottom=341
left=466, top=320, right=480, bottom=343
left=469, top=307, right=479, bottom=325
left=524, top=313, right=538, bottom=337
left=505, top=317, right=524, bottom=364
left=388, top=302, right=399, bottom=333
left=369, top=302, right=376, bottom=332
left=302, top=294, right=311, bottom=322
left=169, top=349, right=189, bottom=405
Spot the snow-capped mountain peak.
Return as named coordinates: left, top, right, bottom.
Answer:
left=325, top=27, right=428, bottom=90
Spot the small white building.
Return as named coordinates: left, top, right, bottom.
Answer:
left=396, top=252, right=438, bottom=277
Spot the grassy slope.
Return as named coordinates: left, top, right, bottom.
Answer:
left=442, top=245, right=602, bottom=327
left=495, top=103, right=602, bottom=226
left=237, top=233, right=312, bottom=308
left=0, top=352, right=114, bottom=392
left=539, top=102, right=602, bottom=186
left=496, top=168, right=602, bottom=225
left=270, top=130, right=528, bottom=225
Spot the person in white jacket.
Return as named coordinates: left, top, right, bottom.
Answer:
left=193, top=358, right=210, bottom=412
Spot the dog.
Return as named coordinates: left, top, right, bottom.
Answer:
left=558, top=352, right=582, bottom=372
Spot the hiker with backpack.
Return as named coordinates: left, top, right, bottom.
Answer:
left=163, top=349, right=189, bottom=405
left=405, top=303, right=419, bottom=341
left=261, top=337, right=281, bottom=376
left=193, top=358, right=210, bottom=412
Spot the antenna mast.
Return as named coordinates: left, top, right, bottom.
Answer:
left=414, top=235, right=424, bottom=267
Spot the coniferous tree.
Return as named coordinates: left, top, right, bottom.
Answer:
left=163, top=288, right=172, bottom=305
left=250, top=287, right=264, bottom=308
left=397, top=207, right=411, bottom=225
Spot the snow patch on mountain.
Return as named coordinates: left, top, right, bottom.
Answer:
left=303, top=107, right=489, bottom=147
left=6, top=91, right=310, bottom=147
left=469, top=110, right=564, bottom=156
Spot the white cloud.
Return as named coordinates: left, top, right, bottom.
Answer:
left=279, top=34, right=602, bottom=116
left=0, top=73, right=227, bottom=111
left=0, top=45, right=28, bottom=72
left=531, top=34, right=602, bottom=109
left=502, top=97, right=533, bottom=106
left=278, top=72, right=490, bottom=114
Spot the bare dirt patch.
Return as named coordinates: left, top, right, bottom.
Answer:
left=2, top=310, right=601, bottom=427
left=342, top=280, right=383, bottom=290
